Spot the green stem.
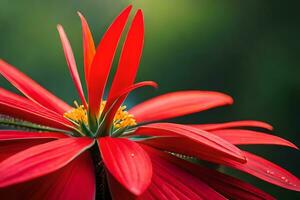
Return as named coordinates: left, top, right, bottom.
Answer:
left=0, top=118, right=78, bottom=136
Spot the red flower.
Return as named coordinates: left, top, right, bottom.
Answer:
left=0, top=5, right=299, bottom=200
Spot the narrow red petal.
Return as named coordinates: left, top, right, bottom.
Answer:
left=160, top=149, right=275, bottom=200
left=88, top=6, right=132, bottom=117
left=0, top=137, right=94, bottom=187
left=129, top=91, right=233, bottom=123
left=0, top=88, right=74, bottom=130
left=190, top=120, right=273, bottom=131
left=98, top=137, right=152, bottom=195
left=139, top=145, right=226, bottom=200
left=0, top=152, right=95, bottom=200
left=0, top=130, right=68, bottom=141
left=206, top=150, right=300, bottom=192
left=211, top=129, right=298, bottom=149
left=107, top=10, right=144, bottom=105
left=57, top=25, right=87, bottom=108
left=106, top=172, right=136, bottom=200
left=0, top=59, right=71, bottom=114
left=0, top=139, right=54, bottom=162
left=134, top=123, right=246, bottom=163
left=107, top=145, right=226, bottom=200
left=103, top=81, right=157, bottom=129
left=78, top=12, right=96, bottom=87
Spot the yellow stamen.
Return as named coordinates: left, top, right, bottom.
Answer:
left=63, top=101, right=136, bottom=130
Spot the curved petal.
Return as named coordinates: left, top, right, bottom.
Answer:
left=211, top=129, right=298, bottom=149
left=78, top=12, right=96, bottom=86
left=129, top=91, right=233, bottom=123
left=0, top=137, right=94, bottom=187
left=0, top=152, right=95, bottom=200
left=102, top=81, right=157, bottom=130
left=139, top=145, right=226, bottom=200
left=134, top=123, right=246, bottom=163
left=0, top=139, right=55, bottom=162
left=0, top=59, right=71, bottom=114
left=0, top=88, right=74, bottom=130
left=88, top=6, right=132, bottom=117
left=189, top=120, right=273, bottom=131
left=98, top=137, right=152, bottom=195
left=107, top=146, right=226, bottom=200
left=107, top=10, right=144, bottom=106
left=204, top=150, right=300, bottom=192
left=0, top=130, right=68, bottom=141
left=160, top=149, right=275, bottom=200
left=57, top=25, right=87, bottom=108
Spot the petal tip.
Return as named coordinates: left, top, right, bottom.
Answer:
left=56, top=24, right=63, bottom=31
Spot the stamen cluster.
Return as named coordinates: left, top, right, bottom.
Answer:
left=64, top=100, right=136, bottom=136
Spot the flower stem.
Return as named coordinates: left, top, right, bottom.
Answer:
left=90, top=143, right=112, bottom=200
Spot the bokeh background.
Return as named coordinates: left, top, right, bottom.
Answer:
left=1, top=0, right=299, bottom=199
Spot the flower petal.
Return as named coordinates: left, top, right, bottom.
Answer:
left=211, top=129, right=298, bottom=149
left=102, top=81, right=157, bottom=130
left=139, top=145, right=226, bottom=200
left=134, top=123, right=246, bottom=163
left=57, top=25, right=87, bottom=108
left=107, top=10, right=144, bottom=106
left=161, top=149, right=275, bottom=200
left=0, top=152, right=95, bottom=200
left=88, top=6, right=132, bottom=117
left=98, top=137, right=152, bottom=195
left=0, top=59, right=71, bottom=114
left=0, top=88, right=74, bottom=130
left=78, top=12, right=96, bottom=87
left=0, top=130, right=68, bottom=141
left=208, top=151, right=300, bottom=192
left=107, top=145, right=226, bottom=200
left=0, top=137, right=94, bottom=187
left=129, top=91, right=233, bottom=123
left=0, top=139, right=54, bottom=162
left=189, top=120, right=273, bottom=131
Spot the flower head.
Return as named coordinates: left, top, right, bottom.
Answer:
left=0, top=4, right=299, bottom=200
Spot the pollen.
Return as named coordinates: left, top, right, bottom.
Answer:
left=63, top=101, right=136, bottom=130
left=113, top=105, right=137, bottom=130
left=63, top=101, right=88, bottom=125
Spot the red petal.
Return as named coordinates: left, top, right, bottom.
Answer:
left=0, top=152, right=95, bottom=200
left=129, top=91, right=233, bottom=123
left=0, top=59, right=71, bottom=114
left=134, top=123, right=246, bottom=163
left=0, top=137, right=94, bottom=187
left=107, top=10, right=144, bottom=106
left=160, top=149, right=275, bottom=200
left=57, top=25, right=87, bottom=108
left=190, top=120, right=273, bottom=131
left=0, top=139, right=54, bottom=162
left=139, top=145, right=226, bottom=200
left=107, top=146, right=226, bottom=200
left=143, top=136, right=300, bottom=192
left=98, top=137, right=152, bottom=195
left=103, top=81, right=157, bottom=129
left=211, top=129, right=298, bottom=149
left=106, top=172, right=136, bottom=200
left=0, top=130, right=68, bottom=141
left=0, top=88, right=73, bottom=130
left=78, top=12, right=96, bottom=87
left=207, top=151, right=300, bottom=192
left=88, top=6, right=132, bottom=117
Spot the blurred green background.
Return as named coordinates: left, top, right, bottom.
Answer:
left=0, top=0, right=299, bottom=199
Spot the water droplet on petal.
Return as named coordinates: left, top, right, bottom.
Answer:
left=131, top=153, right=135, bottom=157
